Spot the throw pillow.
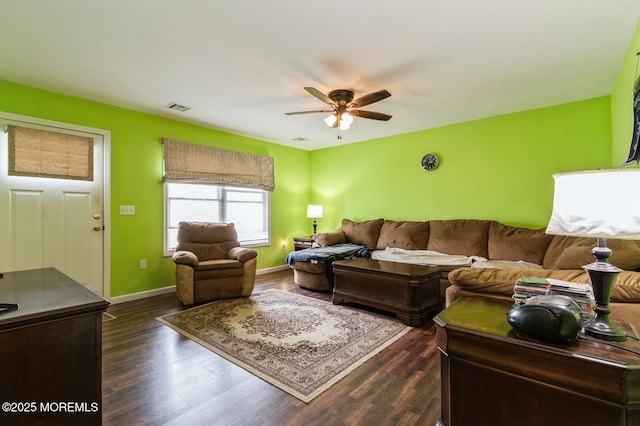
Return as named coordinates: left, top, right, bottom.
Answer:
left=488, top=222, right=553, bottom=265
left=341, top=218, right=384, bottom=248
left=551, top=239, right=640, bottom=271
left=427, top=219, right=491, bottom=258
left=376, top=220, right=429, bottom=250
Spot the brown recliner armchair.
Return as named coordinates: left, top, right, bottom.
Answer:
left=171, top=221, right=258, bottom=305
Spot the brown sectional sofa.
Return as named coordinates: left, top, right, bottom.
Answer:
left=288, top=218, right=640, bottom=330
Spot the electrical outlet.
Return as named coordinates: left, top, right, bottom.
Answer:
left=140, top=259, right=147, bottom=269
left=120, top=205, right=136, bottom=215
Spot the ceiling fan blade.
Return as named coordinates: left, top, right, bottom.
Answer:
left=304, top=87, right=336, bottom=106
left=285, top=110, right=332, bottom=115
left=351, top=110, right=392, bottom=121
left=350, top=89, right=391, bottom=108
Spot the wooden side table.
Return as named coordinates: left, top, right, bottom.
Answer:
left=434, top=297, right=640, bottom=426
left=293, top=237, right=314, bottom=251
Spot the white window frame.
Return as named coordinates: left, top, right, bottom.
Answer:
left=163, top=182, right=270, bottom=256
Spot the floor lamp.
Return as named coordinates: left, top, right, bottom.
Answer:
left=546, top=169, right=640, bottom=342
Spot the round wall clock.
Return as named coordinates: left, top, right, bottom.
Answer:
left=421, top=153, right=439, bottom=171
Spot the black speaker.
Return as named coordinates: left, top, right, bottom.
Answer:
left=507, top=295, right=582, bottom=343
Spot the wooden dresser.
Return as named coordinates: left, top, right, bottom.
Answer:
left=434, top=297, right=640, bottom=426
left=0, top=268, right=109, bottom=425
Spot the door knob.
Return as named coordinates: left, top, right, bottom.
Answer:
left=93, top=214, right=101, bottom=220
left=93, top=226, right=102, bottom=231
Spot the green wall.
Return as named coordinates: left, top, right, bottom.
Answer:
left=310, top=97, right=612, bottom=232
left=611, top=18, right=640, bottom=165
left=0, top=80, right=311, bottom=297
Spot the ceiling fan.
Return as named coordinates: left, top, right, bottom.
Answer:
left=285, top=87, right=392, bottom=135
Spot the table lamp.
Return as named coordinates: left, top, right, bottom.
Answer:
left=306, top=204, right=323, bottom=235
left=546, top=169, right=640, bottom=341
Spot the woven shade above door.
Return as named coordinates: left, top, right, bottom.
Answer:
left=8, top=125, right=93, bottom=181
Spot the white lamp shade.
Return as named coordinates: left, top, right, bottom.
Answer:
left=306, top=204, right=323, bottom=219
left=546, top=169, right=640, bottom=239
left=324, top=115, right=337, bottom=128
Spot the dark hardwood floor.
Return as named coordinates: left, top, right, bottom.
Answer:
left=102, top=269, right=441, bottom=426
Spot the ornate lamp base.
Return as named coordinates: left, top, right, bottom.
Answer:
left=582, top=243, right=627, bottom=342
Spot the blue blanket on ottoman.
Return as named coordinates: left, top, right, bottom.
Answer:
left=286, top=243, right=371, bottom=266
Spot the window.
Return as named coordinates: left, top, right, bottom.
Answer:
left=164, top=182, right=270, bottom=254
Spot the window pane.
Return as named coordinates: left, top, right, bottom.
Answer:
left=227, top=202, right=264, bottom=231
left=226, top=190, right=262, bottom=202
left=165, top=182, right=269, bottom=253
left=168, top=199, right=219, bottom=227
left=168, top=183, right=221, bottom=199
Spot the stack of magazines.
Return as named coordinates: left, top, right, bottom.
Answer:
left=513, top=276, right=595, bottom=319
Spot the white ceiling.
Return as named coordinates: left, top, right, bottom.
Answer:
left=1, top=1, right=639, bottom=150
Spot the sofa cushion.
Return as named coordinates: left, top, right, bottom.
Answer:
left=341, top=218, right=384, bottom=248
left=313, top=230, right=347, bottom=247
left=427, top=219, right=490, bottom=258
left=447, top=267, right=640, bottom=302
left=544, top=236, right=640, bottom=271
left=376, top=220, right=429, bottom=250
left=488, top=222, right=553, bottom=265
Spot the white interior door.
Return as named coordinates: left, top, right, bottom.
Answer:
left=0, top=116, right=106, bottom=296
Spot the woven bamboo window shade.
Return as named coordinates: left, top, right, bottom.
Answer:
left=162, top=138, right=275, bottom=191
left=8, top=125, right=94, bottom=181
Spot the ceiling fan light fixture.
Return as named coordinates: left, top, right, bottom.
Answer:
left=324, top=114, right=337, bottom=128
left=339, top=113, right=353, bottom=130
left=286, top=87, right=391, bottom=136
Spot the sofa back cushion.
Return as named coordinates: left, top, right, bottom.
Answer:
left=427, top=219, right=491, bottom=258
left=341, top=218, right=384, bottom=248
left=176, top=221, right=241, bottom=261
left=488, top=222, right=553, bottom=265
left=376, top=220, right=429, bottom=250
left=544, top=235, right=640, bottom=271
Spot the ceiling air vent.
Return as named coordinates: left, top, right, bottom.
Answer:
left=165, top=102, right=192, bottom=112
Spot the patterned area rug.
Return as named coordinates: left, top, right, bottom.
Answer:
left=157, top=289, right=410, bottom=402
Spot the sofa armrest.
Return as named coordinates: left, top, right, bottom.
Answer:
left=313, top=230, right=346, bottom=247
left=172, top=250, right=199, bottom=267
left=228, top=247, right=258, bottom=263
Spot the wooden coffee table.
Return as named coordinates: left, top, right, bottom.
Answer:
left=434, top=297, right=640, bottom=425
left=332, top=258, right=442, bottom=326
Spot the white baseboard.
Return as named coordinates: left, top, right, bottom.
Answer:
left=109, top=285, right=176, bottom=304
left=257, top=264, right=289, bottom=275
left=109, top=264, right=290, bottom=304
